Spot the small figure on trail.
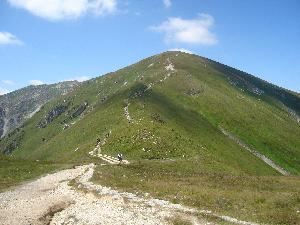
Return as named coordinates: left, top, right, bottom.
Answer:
left=96, top=138, right=101, bottom=146
left=117, top=153, right=123, bottom=163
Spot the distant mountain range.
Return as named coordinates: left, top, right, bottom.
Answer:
left=0, top=81, right=79, bottom=138
left=1, top=51, right=299, bottom=175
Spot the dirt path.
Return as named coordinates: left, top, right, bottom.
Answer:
left=219, top=127, right=289, bottom=175
left=0, top=165, right=173, bottom=225
left=124, top=99, right=133, bottom=123
left=88, top=132, right=130, bottom=165
left=0, top=165, right=87, bottom=225
left=0, top=164, right=261, bottom=225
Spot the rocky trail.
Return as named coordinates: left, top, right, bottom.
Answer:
left=88, top=132, right=130, bottom=165
left=219, top=127, right=289, bottom=175
left=0, top=164, right=202, bottom=225
left=122, top=57, right=176, bottom=126
left=0, top=164, right=261, bottom=225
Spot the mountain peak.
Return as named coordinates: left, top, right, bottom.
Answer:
left=1, top=53, right=299, bottom=176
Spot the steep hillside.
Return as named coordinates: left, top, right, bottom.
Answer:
left=0, top=81, right=79, bottom=138
left=1, top=51, right=299, bottom=175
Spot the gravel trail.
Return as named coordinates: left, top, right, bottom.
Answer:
left=0, top=165, right=199, bottom=225
left=0, top=165, right=87, bottom=225
left=0, top=164, right=260, bottom=225
left=220, top=127, right=289, bottom=175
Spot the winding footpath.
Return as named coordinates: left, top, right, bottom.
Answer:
left=88, top=132, right=130, bottom=165
left=0, top=164, right=261, bottom=225
left=0, top=164, right=201, bottom=225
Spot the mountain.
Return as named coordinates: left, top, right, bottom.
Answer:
left=0, top=81, right=79, bottom=138
left=1, top=51, right=299, bottom=175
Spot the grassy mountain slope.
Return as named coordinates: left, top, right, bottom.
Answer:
left=0, top=81, right=79, bottom=139
left=1, top=52, right=300, bottom=224
left=0, top=51, right=299, bottom=175
left=0, top=154, right=73, bottom=192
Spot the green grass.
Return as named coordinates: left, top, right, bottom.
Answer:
left=92, top=160, right=300, bottom=225
left=0, top=155, right=74, bottom=192
left=1, top=51, right=298, bottom=174
left=0, top=51, right=299, bottom=224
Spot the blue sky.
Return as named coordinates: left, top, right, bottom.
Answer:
left=0, top=0, right=299, bottom=94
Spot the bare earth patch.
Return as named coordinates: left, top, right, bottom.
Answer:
left=0, top=164, right=208, bottom=225
left=0, top=163, right=262, bottom=225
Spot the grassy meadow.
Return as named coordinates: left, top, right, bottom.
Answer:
left=92, top=160, right=300, bottom=225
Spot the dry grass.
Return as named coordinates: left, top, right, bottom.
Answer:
left=92, top=160, right=300, bottom=225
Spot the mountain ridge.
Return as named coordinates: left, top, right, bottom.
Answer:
left=1, top=51, right=299, bottom=175
left=0, top=81, right=80, bottom=138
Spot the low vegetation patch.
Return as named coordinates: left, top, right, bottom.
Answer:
left=0, top=155, right=73, bottom=191
left=92, top=160, right=300, bottom=225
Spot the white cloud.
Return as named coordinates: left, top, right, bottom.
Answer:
left=0, top=32, right=23, bottom=45
left=29, top=80, right=44, bottom=85
left=2, top=80, right=15, bottom=85
left=66, top=76, right=90, bottom=82
left=151, top=13, right=217, bottom=45
left=0, top=87, right=10, bottom=95
left=7, top=0, right=118, bottom=21
left=169, top=48, right=193, bottom=54
left=163, top=0, right=171, bottom=8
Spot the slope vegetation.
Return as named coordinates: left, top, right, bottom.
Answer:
left=0, top=51, right=299, bottom=175
left=1, top=52, right=300, bottom=225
